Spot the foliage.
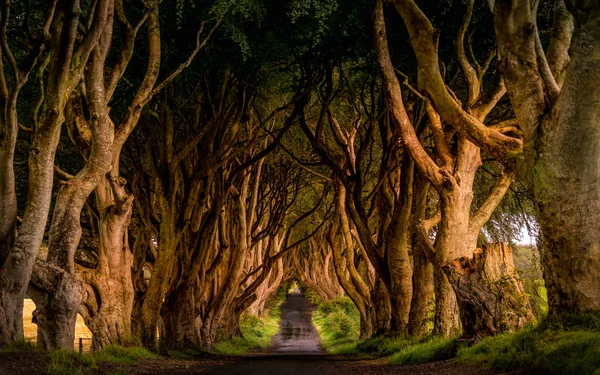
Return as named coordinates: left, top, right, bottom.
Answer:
left=457, top=327, right=600, bottom=374
left=512, top=245, right=548, bottom=319
left=388, top=337, right=459, bottom=365
left=311, top=297, right=360, bottom=354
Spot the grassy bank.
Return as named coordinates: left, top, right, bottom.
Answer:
left=37, top=345, right=154, bottom=375
left=310, top=295, right=459, bottom=362
left=311, top=296, right=600, bottom=373
left=211, top=286, right=288, bottom=355
left=311, top=297, right=361, bottom=354
left=0, top=339, right=155, bottom=372
left=457, top=316, right=600, bottom=374
left=212, top=307, right=282, bottom=355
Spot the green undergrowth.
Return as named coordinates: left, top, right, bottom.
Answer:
left=211, top=287, right=287, bottom=355
left=310, top=295, right=459, bottom=363
left=311, top=297, right=361, bottom=354
left=212, top=309, right=281, bottom=355
left=458, top=317, right=600, bottom=375
left=46, top=345, right=155, bottom=375
left=388, top=337, right=458, bottom=365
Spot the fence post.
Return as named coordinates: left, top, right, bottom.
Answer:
left=79, top=338, right=83, bottom=353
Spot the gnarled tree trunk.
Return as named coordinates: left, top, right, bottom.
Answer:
left=444, top=243, right=535, bottom=340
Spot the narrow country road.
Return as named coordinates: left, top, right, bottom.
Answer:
left=268, top=289, right=322, bottom=354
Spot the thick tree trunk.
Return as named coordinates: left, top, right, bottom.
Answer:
left=444, top=243, right=535, bottom=340
left=408, top=246, right=433, bottom=336
left=432, top=190, right=468, bottom=337
left=28, top=265, right=85, bottom=350
left=80, top=188, right=135, bottom=349
left=432, top=267, right=460, bottom=337
left=371, top=278, right=391, bottom=335
left=161, top=283, right=201, bottom=349
left=493, top=0, right=600, bottom=317
left=0, top=110, right=65, bottom=345
left=533, top=7, right=600, bottom=316
left=136, top=204, right=178, bottom=350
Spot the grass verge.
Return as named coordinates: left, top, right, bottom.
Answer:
left=46, top=345, right=155, bottom=375
left=388, top=337, right=458, bottom=365
left=457, top=329, right=600, bottom=374
left=311, top=297, right=360, bottom=354
left=0, top=339, right=38, bottom=353
left=211, top=289, right=286, bottom=355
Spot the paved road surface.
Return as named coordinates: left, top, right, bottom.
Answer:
left=268, top=289, right=322, bottom=354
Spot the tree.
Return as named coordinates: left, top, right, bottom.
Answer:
left=373, top=0, right=535, bottom=338
left=0, top=0, right=109, bottom=346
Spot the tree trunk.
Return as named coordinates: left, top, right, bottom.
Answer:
left=80, top=186, right=135, bottom=349
left=161, top=283, right=201, bottom=349
left=27, top=264, right=85, bottom=350
left=371, top=278, right=391, bottom=335
left=407, top=245, right=433, bottom=336
left=533, top=7, right=600, bottom=316
left=0, top=109, right=65, bottom=345
left=0, top=150, right=16, bottom=266
left=135, top=201, right=178, bottom=350
left=444, top=243, right=536, bottom=340
left=432, top=266, right=460, bottom=337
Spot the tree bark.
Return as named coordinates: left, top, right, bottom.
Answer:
left=408, top=245, right=433, bottom=337
left=444, top=243, right=536, bottom=340
left=0, top=0, right=99, bottom=345
left=533, top=6, right=600, bottom=315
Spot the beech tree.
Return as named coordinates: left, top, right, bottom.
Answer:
left=373, top=0, right=599, bottom=321
left=0, top=0, right=582, bottom=355
left=0, top=0, right=109, bottom=346
left=373, top=0, right=535, bottom=338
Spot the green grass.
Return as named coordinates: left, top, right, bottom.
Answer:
left=457, top=328, right=600, bottom=374
left=46, top=345, right=155, bottom=375
left=47, top=350, right=97, bottom=375
left=311, top=297, right=361, bottom=354
left=356, top=336, right=418, bottom=357
left=91, top=345, right=155, bottom=364
left=212, top=300, right=283, bottom=355
left=388, top=337, right=458, bottom=365
left=311, top=297, right=458, bottom=362
left=0, top=339, right=38, bottom=353
left=167, top=347, right=203, bottom=359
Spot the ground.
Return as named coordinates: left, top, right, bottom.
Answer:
left=0, top=292, right=500, bottom=375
